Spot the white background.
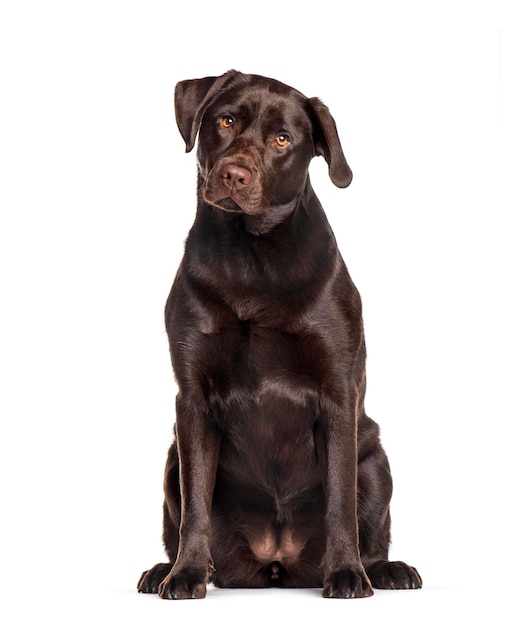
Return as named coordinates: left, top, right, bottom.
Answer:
left=1, top=1, right=509, bottom=624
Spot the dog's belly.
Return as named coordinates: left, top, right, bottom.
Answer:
left=212, top=390, right=325, bottom=569
left=216, top=390, right=320, bottom=495
left=212, top=386, right=326, bottom=573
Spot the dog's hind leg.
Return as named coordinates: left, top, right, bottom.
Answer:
left=357, top=441, right=392, bottom=567
left=137, top=443, right=181, bottom=594
left=357, top=438, right=422, bottom=590
left=161, top=442, right=180, bottom=563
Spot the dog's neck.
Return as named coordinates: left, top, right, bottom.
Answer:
left=183, top=180, right=338, bottom=328
left=242, top=201, right=298, bottom=237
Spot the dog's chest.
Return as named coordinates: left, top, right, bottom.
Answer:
left=203, top=323, right=328, bottom=410
left=202, top=323, right=328, bottom=487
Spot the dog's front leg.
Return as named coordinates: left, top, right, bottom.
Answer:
left=318, top=396, right=373, bottom=599
left=158, top=394, right=220, bottom=600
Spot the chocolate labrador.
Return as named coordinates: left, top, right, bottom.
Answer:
left=137, top=70, right=422, bottom=599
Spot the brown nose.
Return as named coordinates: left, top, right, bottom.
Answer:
left=220, top=164, right=252, bottom=191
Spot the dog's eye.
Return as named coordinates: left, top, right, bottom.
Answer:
left=275, top=134, right=290, bottom=147
left=221, top=116, right=234, bottom=129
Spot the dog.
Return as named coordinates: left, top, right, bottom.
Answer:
left=137, top=70, right=422, bottom=599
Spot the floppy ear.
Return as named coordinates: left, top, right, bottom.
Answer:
left=308, top=97, right=353, bottom=188
left=174, top=70, right=239, bottom=153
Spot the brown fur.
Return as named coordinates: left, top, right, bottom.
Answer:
left=137, top=71, right=421, bottom=599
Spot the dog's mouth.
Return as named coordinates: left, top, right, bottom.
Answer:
left=202, top=190, right=245, bottom=214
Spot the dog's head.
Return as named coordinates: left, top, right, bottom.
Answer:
left=174, top=70, right=352, bottom=224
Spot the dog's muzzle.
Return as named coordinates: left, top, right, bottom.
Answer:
left=203, top=156, right=263, bottom=214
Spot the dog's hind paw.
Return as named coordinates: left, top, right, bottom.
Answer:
left=137, top=563, right=173, bottom=594
left=366, top=560, right=422, bottom=590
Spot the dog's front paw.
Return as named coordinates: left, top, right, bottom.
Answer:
left=366, top=560, right=422, bottom=590
left=158, top=567, right=210, bottom=600
left=322, top=568, right=374, bottom=599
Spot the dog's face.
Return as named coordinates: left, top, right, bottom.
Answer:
left=175, top=71, right=352, bottom=225
left=198, top=76, right=316, bottom=216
